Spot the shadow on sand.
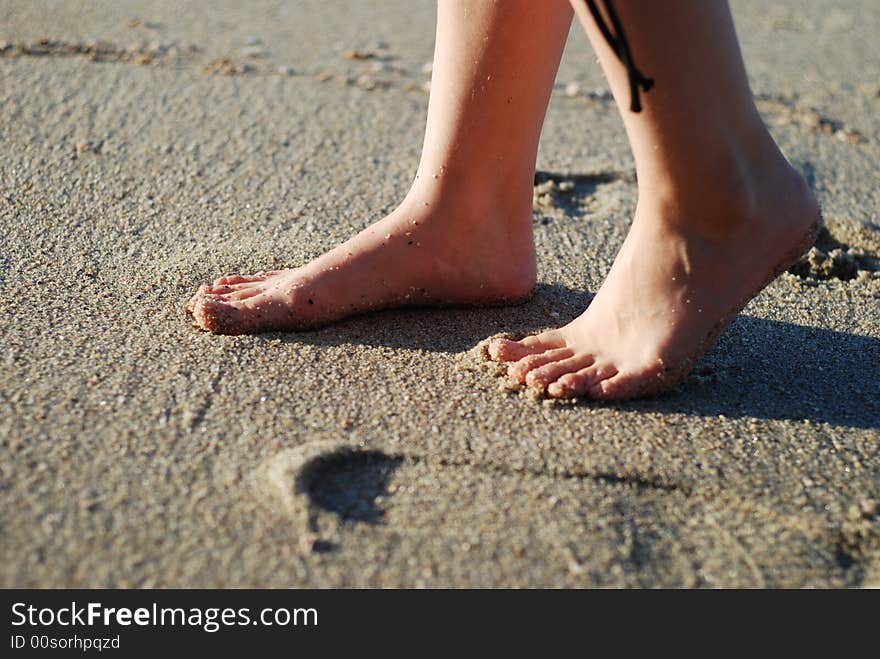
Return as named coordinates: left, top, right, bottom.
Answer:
left=261, top=283, right=879, bottom=430
left=304, top=450, right=403, bottom=525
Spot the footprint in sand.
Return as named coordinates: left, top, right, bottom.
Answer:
left=256, top=441, right=404, bottom=552
left=253, top=442, right=873, bottom=586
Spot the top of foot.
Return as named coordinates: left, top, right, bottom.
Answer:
left=186, top=194, right=536, bottom=334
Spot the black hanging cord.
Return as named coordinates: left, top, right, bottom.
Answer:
left=584, top=0, right=654, bottom=112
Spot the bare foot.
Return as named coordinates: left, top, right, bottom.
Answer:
left=489, top=161, right=820, bottom=400
left=186, top=189, right=536, bottom=334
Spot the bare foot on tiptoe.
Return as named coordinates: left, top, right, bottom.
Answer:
left=489, top=159, right=821, bottom=401
left=186, top=185, right=537, bottom=334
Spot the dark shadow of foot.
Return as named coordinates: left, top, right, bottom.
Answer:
left=247, top=276, right=877, bottom=429
left=304, top=450, right=403, bottom=525
left=620, top=315, right=880, bottom=430
left=260, top=282, right=592, bottom=353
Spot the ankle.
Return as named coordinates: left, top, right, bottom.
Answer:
left=388, top=173, right=536, bottom=297
left=402, top=169, right=534, bottom=229
left=638, top=136, right=812, bottom=242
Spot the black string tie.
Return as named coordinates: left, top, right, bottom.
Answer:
left=584, top=0, right=654, bottom=113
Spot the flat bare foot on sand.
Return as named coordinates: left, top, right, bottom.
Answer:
left=186, top=187, right=536, bottom=334
left=186, top=0, right=572, bottom=335
left=489, top=160, right=820, bottom=401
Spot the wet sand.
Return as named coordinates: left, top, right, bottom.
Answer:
left=1, top=0, right=879, bottom=587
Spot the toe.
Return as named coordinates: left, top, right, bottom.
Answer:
left=487, top=338, right=523, bottom=361
left=213, top=273, right=271, bottom=286
left=488, top=330, right=565, bottom=362
left=590, top=361, right=673, bottom=400
left=214, top=275, right=246, bottom=286
left=185, top=284, right=211, bottom=314
left=547, top=363, right=618, bottom=399
left=205, top=282, right=261, bottom=296
left=227, top=288, right=263, bottom=301
left=583, top=366, right=621, bottom=399
left=525, top=353, right=595, bottom=389
left=588, top=375, right=623, bottom=400
left=507, top=347, right=573, bottom=384
left=189, top=296, right=251, bottom=335
left=546, top=371, right=587, bottom=399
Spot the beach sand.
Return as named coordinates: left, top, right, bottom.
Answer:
left=1, top=0, right=878, bottom=587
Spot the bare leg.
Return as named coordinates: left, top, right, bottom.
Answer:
left=187, top=1, right=573, bottom=334
left=490, top=0, right=820, bottom=399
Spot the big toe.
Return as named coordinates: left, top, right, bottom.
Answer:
left=189, top=296, right=252, bottom=335
left=185, top=284, right=211, bottom=314
left=488, top=338, right=526, bottom=361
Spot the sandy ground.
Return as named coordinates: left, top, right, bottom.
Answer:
left=1, top=0, right=879, bottom=588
